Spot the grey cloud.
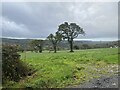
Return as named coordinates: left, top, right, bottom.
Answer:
left=1, top=2, right=118, bottom=40
left=2, top=17, right=32, bottom=37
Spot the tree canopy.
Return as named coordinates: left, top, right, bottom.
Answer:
left=58, top=22, right=85, bottom=52
left=47, top=31, right=62, bottom=53
left=30, top=40, right=44, bottom=53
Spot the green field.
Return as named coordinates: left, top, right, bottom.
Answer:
left=5, top=48, right=119, bottom=88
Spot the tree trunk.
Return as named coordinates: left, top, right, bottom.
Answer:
left=69, top=39, right=74, bottom=52
left=53, top=45, right=57, bottom=53
left=38, top=46, right=42, bottom=53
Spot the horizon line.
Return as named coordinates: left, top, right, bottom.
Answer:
left=1, top=36, right=119, bottom=41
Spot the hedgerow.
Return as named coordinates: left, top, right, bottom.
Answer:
left=2, top=45, right=33, bottom=83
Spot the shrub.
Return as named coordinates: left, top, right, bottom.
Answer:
left=73, top=45, right=79, bottom=50
left=81, top=44, right=91, bottom=49
left=2, top=45, right=32, bottom=83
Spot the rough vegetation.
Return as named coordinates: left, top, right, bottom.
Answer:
left=2, top=45, right=34, bottom=85
left=3, top=48, right=118, bottom=88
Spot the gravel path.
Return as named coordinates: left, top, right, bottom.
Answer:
left=72, top=74, right=119, bottom=88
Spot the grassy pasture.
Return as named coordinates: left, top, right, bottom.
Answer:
left=5, top=48, right=119, bottom=88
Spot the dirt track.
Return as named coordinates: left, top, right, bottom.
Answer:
left=72, top=74, right=119, bottom=88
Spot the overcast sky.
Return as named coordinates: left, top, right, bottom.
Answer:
left=1, top=2, right=118, bottom=41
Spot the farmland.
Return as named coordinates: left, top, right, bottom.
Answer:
left=4, top=48, right=119, bottom=88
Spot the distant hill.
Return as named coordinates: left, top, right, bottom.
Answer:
left=1, top=38, right=119, bottom=50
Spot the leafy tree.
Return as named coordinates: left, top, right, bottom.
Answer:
left=47, top=31, right=62, bottom=53
left=30, top=40, right=43, bottom=53
left=58, top=22, right=85, bottom=52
